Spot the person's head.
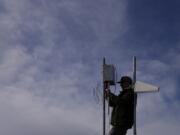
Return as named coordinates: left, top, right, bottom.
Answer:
left=117, top=76, right=133, bottom=90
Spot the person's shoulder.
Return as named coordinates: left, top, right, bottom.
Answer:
left=125, top=89, right=135, bottom=95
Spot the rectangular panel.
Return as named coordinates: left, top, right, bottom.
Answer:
left=103, top=64, right=115, bottom=85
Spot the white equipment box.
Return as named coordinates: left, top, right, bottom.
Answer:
left=103, top=64, right=115, bottom=85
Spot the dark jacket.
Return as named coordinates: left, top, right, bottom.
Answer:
left=107, top=89, right=137, bottom=129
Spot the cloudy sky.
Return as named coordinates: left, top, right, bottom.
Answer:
left=0, top=0, right=179, bottom=135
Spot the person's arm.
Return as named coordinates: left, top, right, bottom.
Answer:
left=108, top=92, right=119, bottom=107
left=109, top=91, right=134, bottom=106
left=105, top=90, right=118, bottom=107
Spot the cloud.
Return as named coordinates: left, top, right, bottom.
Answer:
left=0, top=45, right=101, bottom=135
left=0, top=0, right=129, bottom=134
left=0, top=86, right=101, bottom=135
left=0, top=0, right=180, bottom=135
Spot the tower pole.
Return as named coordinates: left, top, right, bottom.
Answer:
left=103, top=58, right=106, bottom=135
left=133, top=56, right=137, bottom=135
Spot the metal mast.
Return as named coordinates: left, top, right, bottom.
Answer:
left=133, top=56, right=137, bottom=135
left=103, top=58, right=106, bottom=135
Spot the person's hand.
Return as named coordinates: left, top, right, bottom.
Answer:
left=105, top=89, right=110, bottom=98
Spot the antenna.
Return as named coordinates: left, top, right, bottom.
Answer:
left=102, top=58, right=116, bottom=135
left=132, top=56, right=159, bottom=135
left=93, top=83, right=103, bottom=104
left=99, top=57, right=159, bottom=135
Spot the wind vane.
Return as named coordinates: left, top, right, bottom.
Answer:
left=102, top=56, right=159, bottom=135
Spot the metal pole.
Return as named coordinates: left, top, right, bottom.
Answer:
left=133, top=56, right=137, bottom=135
left=107, top=82, right=111, bottom=133
left=103, top=58, right=106, bottom=135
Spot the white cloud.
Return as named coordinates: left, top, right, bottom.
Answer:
left=0, top=45, right=101, bottom=135
left=0, top=86, right=101, bottom=135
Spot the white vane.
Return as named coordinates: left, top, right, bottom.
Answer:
left=135, top=81, right=159, bottom=93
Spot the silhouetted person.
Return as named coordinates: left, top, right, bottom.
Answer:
left=105, top=76, right=137, bottom=135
